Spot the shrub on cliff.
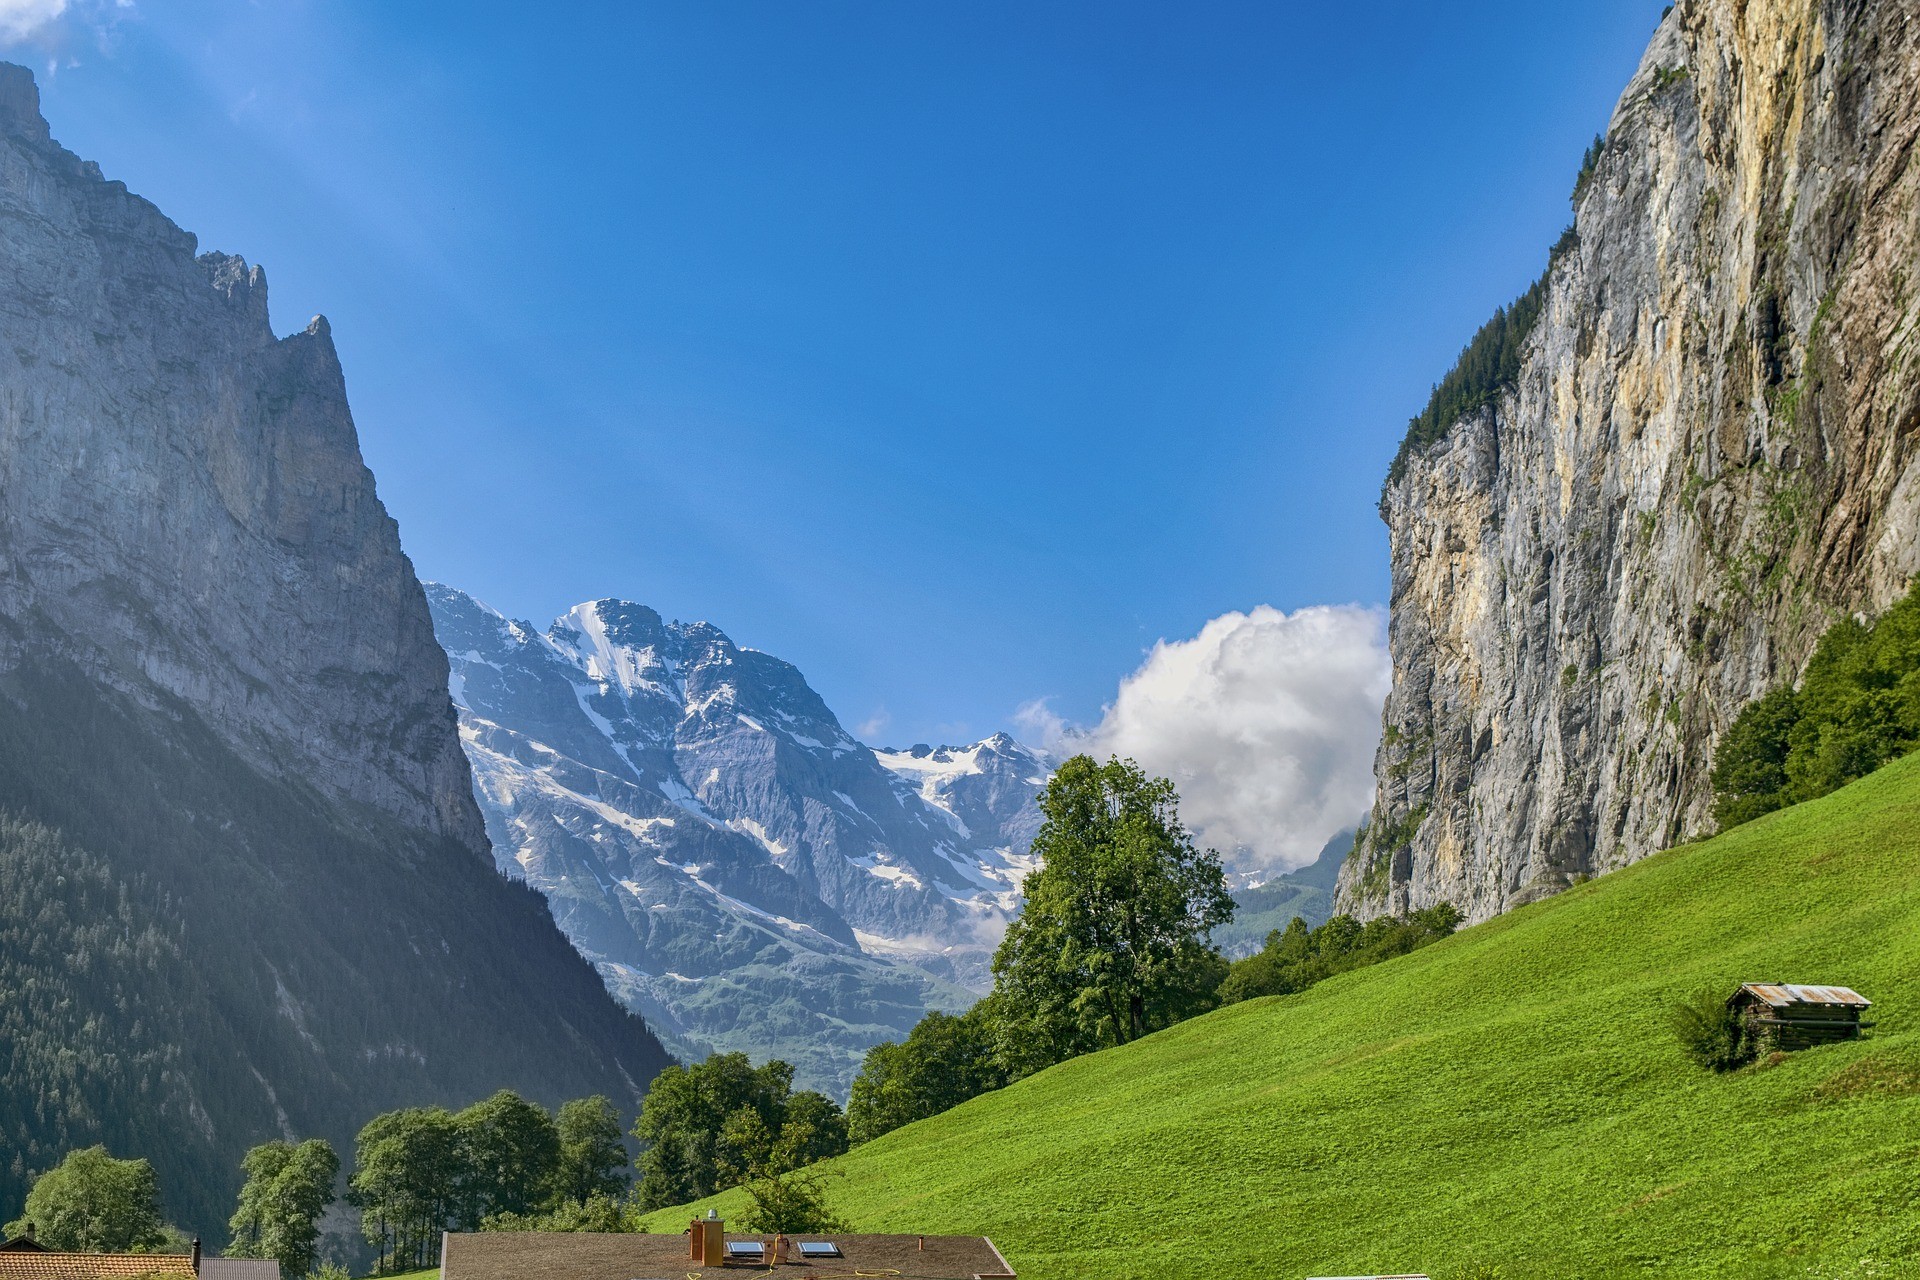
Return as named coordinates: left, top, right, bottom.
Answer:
left=1712, top=585, right=1920, bottom=827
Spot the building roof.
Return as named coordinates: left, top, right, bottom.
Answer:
left=1733, top=983, right=1872, bottom=1010
left=0, top=1255, right=194, bottom=1279
left=441, top=1230, right=1015, bottom=1280
left=197, top=1262, right=280, bottom=1280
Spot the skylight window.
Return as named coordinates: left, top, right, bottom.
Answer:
left=725, top=1241, right=766, bottom=1259
left=798, top=1241, right=843, bottom=1258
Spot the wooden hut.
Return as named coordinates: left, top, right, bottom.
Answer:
left=1728, top=983, right=1872, bottom=1051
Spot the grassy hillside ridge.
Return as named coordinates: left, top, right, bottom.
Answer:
left=642, top=754, right=1920, bottom=1277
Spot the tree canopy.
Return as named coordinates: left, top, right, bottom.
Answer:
left=846, top=1008, right=1005, bottom=1145
left=1384, top=273, right=1550, bottom=497
left=990, top=756, right=1233, bottom=1075
left=737, top=1168, right=851, bottom=1236
left=633, top=1054, right=847, bottom=1210
left=227, top=1139, right=339, bottom=1279
left=3, top=1146, right=171, bottom=1254
left=1712, top=584, right=1920, bottom=827
left=342, top=1089, right=631, bottom=1268
left=1218, top=904, right=1461, bottom=1004
left=1381, top=134, right=1604, bottom=501
left=552, top=1097, right=629, bottom=1206
left=348, top=1106, right=463, bottom=1273
left=457, top=1090, right=561, bottom=1225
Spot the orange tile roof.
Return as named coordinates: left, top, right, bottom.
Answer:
left=0, top=1254, right=195, bottom=1279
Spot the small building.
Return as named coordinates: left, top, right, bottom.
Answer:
left=441, top=1228, right=1015, bottom=1279
left=1729, top=983, right=1872, bottom=1051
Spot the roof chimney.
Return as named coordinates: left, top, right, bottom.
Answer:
left=191, top=1238, right=201, bottom=1274
left=22, top=1223, right=32, bottom=1242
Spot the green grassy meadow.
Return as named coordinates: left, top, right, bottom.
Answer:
left=641, top=753, right=1920, bottom=1277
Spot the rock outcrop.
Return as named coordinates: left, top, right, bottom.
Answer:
left=0, top=63, right=668, bottom=1242
left=0, top=66, right=479, bottom=854
left=1340, top=0, right=1920, bottom=920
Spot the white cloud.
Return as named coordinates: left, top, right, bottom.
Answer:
left=1024, top=604, right=1389, bottom=877
left=855, top=707, right=891, bottom=742
left=0, top=0, right=130, bottom=54
left=0, top=0, right=68, bottom=44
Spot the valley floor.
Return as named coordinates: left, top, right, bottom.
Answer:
left=640, top=752, right=1920, bottom=1277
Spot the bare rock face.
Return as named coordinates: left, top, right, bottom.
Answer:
left=0, top=62, right=481, bottom=855
left=1339, top=0, right=1920, bottom=920
left=0, top=63, right=668, bottom=1244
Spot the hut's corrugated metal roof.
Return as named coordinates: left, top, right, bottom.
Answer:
left=1736, top=983, right=1871, bottom=1009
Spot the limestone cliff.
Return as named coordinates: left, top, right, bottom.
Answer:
left=0, top=65, right=480, bottom=854
left=0, top=63, right=668, bottom=1242
left=1339, top=0, right=1920, bottom=920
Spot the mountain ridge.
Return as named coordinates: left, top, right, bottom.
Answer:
left=427, top=584, right=1049, bottom=1093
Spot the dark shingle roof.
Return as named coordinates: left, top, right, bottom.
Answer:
left=197, top=1261, right=280, bottom=1280
left=442, top=1230, right=1015, bottom=1279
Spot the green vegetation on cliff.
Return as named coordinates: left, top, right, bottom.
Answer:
left=642, top=752, right=1920, bottom=1278
left=1713, top=584, right=1920, bottom=827
left=1383, top=135, right=1604, bottom=500
left=1384, top=273, right=1549, bottom=496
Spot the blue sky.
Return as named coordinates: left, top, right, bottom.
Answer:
left=17, top=0, right=1667, bottom=748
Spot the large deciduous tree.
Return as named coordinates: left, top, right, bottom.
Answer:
left=632, top=1054, right=847, bottom=1209
left=990, top=756, right=1232, bottom=1074
left=347, top=1106, right=462, bottom=1273
left=227, top=1139, right=340, bottom=1279
left=455, top=1090, right=560, bottom=1226
left=552, top=1097, right=629, bottom=1207
left=3, top=1146, right=170, bottom=1253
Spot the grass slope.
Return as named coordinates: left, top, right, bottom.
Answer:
left=642, top=754, right=1920, bottom=1278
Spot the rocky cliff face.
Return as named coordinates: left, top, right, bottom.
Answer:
left=428, top=585, right=1048, bottom=1093
left=1340, top=0, right=1920, bottom=921
left=0, top=63, right=667, bottom=1242
left=0, top=66, right=480, bottom=855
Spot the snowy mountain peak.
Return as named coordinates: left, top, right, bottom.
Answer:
left=425, top=585, right=1052, bottom=1093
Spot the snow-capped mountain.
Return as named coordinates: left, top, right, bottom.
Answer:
left=426, top=585, right=1049, bottom=1092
